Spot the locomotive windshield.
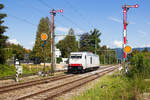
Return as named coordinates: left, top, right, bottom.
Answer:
left=70, top=54, right=82, bottom=59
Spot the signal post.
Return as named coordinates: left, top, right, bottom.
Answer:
left=50, top=9, right=63, bottom=74
left=122, top=4, right=138, bottom=62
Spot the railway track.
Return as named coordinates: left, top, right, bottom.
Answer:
left=17, top=66, right=119, bottom=100
left=0, top=74, right=75, bottom=93
left=0, top=65, right=111, bottom=94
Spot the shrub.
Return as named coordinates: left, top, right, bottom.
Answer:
left=129, top=53, right=150, bottom=78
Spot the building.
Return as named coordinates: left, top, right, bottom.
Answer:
left=55, top=47, right=61, bottom=58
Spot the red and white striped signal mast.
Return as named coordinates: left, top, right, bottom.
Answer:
left=122, top=4, right=138, bottom=62
left=50, top=9, right=63, bottom=74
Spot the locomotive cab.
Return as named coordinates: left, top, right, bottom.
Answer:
left=68, top=52, right=100, bottom=73
left=68, top=54, right=84, bottom=73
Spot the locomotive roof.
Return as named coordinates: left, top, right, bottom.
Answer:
left=70, top=52, right=98, bottom=56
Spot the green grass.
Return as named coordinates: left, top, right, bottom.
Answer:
left=22, top=64, right=51, bottom=75
left=71, top=75, right=131, bottom=100
left=71, top=72, right=149, bottom=100
left=0, top=64, right=51, bottom=79
left=0, top=64, right=16, bottom=78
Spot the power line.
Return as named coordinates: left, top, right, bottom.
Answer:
left=64, top=0, right=94, bottom=28
left=60, top=14, right=84, bottom=31
left=37, top=0, right=85, bottom=33
left=37, top=0, right=52, bottom=9
left=9, top=14, right=37, bottom=27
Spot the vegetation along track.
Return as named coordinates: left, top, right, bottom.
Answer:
left=17, top=66, right=119, bottom=100
left=0, top=74, right=75, bottom=93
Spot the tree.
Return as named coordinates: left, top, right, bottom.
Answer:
left=79, top=32, right=91, bottom=51
left=89, top=28, right=101, bottom=53
left=79, top=28, right=101, bottom=53
left=31, top=17, right=51, bottom=62
left=7, top=43, right=26, bottom=60
left=56, top=28, right=78, bottom=58
left=0, top=4, right=8, bottom=64
left=142, top=48, right=149, bottom=52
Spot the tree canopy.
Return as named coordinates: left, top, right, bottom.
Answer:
left=30, top=17, right=51, bottom=62
left=6, top=43, right=26, bottom=60
left=56, top=28, right=78, bottom=58
left=79, top=28, right=101, bottom=53
left=0, top=4, right=8, bottom=64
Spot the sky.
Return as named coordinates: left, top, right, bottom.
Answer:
left=1, top=0, right=150, bottom=49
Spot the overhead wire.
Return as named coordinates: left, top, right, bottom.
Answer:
left=63, top=0, right=94, bottom=29
left=37, top=0, right=86, bottom=34
left=8, top=14, right=37, bottom=27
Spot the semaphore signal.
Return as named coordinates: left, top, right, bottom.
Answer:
left=50, top=9, right=63, bottom=74
left=122, top=4, right=139, bottom=62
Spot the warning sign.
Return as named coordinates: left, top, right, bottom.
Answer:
left=41, top=33, right=48, bottom=41
left=124, top=45, right=132, bottom=54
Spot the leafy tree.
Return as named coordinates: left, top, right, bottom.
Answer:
left=89, top=28, right=101, bottom=52
left=79, top=32, right=90, bottom=51
left=31, top=17, right=51, bottom=62
left=6, top=43, right=26, bottom=60
left=79, top=28, right=101, bottom=53
left=142, top=48, right=149, bottom=52
left=0, top=4, right=8, bottom=64
left=56, top=28, right=78, bottom=58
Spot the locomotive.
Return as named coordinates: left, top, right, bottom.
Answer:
left=68, top=52, right=100, bottom=73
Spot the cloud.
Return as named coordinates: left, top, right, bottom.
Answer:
left=108, top=16, right=135, bottom=24
left=56, top=36, right=65, bottom=42
left=23, top=41, right=35, bottom=50
left=108, top=17, right=122, bottom=23
left=75, top=28, right=84, bottom=34
left=138, top=30, right=147, bottom=37
left=148, top=22, right=150, bottom=24
left=129, top=22, right=136, bottom=24
left=135, top=44, right=150, bottom=48
left=112, top=40, right=122, bottom=48
left=8, top=39, right=19, bottom=44
left=55, top=27, right=69, bottom=33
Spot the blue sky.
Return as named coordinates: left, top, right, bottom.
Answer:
left=1, top=0, right=150, bottom=49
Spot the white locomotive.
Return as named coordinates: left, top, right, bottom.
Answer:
left=68, top=52, right=100, bottom=73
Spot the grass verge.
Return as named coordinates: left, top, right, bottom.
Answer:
left=71, top=71, right=150, bottom=100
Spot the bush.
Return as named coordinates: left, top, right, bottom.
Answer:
left=128, top=53, right=150, bottom=78
left=57, top=57, right=62, bottom=63
left=0, top=64, right=16, bottom=78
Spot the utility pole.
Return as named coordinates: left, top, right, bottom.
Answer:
left=122, top=4, right=138, bottom=62
left=95, top=39, right=97, bottom=54
left=97, top=50, right=117, bottom=65
left=50, top=9, right=63, bottom=75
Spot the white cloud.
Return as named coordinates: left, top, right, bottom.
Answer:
left=55, top=27, right=69, bottom=33
left=108, top=16, right=136, bottom=24
left=138, top=30, right=147, bottom=37
left=135, top=44, right=150, bottom=48
left=112, top=40, right=122, bottom=48
left=8, top=39, right=19, bottom=45
left=129, top=21, right=136, bottom=24
left=56, top=36, right=65, bottom=42
left=55, top=26, right=85, bottom=34
left=75, top=28, right=84, bottom=34
left=148, top=22, right=150, bottom=24
left=108, top=17, right=122, bottom=23
left=23, top=41, right=35, bottom=50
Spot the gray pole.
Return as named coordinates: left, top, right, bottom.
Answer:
left=52, top=14, right=56, bottom=73
left=104, top=51, right=105, bottom=64
left=43, top=45, right=46, bottom=75
left=95, top=39, right=97, bottom=54
left=50, top=10, right=55, bottom=75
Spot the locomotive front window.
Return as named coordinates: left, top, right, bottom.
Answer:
left=71, top=55, right=82, bottom=59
